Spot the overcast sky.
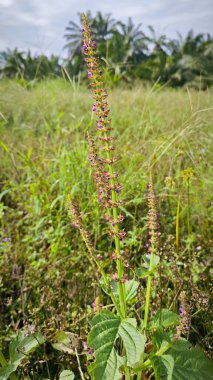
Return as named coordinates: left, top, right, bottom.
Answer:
left=1, top=0, right=213, bottom=57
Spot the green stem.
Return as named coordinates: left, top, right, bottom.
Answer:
left=132, top=342, right=172, bottom=374
left=143, top=243, right=155, bottom=330
left=176, top=194, right=180, bottom=252
left=84, top=236, right=123, bottom=318
left=106, top=146, right=126, bottom=318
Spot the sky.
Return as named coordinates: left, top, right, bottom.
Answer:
left=0, top=0, right=213, bottom=57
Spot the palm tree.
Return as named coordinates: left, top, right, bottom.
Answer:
left=0, top=48, right=25, bottom=78
left=64, top=11, right=118, bottom=60
left=116, top=18, right=148, bottom=64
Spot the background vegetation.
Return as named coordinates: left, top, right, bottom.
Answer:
left=1, top=11, right=213, bottom=88
left=0, top=77, right=212, bottom=377
left=0, top=9, right=213, bottom=379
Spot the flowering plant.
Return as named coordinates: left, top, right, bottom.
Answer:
left=67, top=14, right=213, bottom=380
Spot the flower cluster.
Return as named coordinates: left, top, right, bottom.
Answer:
left=67, top=196, right=94, bottom=259
left=92, top=296, right=103, bottom=314
left=82, top=15, right=126, bottom=243
left=175, top=291, right=191, bottom=339
left=147, top=176, right=159, bottom=254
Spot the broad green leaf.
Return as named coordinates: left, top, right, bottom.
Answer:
left=88, top=311, right=145, bottom=379
left=88, top=311, right=122, bottom=380
left=170, top=337, right=191, bottom=352
left=151, top=354, right=174, bottom=380
left=167, top=347, right=213, bottom=380
left=59, top=370, right=75, bottom=379
left=149, top=309, right=179, bottom=330
left=118, top=318, right=146, bottom=366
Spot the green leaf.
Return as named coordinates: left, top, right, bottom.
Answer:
left=9, top=332, right=44, bottom=364
left=0, top=332, right=44, bottom=380
left=149, top=309, right=179, bottom=330
left=52, top=331, right=81, bottom=355
left=118, top=318, right=146, bottom=366
left=88, top=311, right=122, bottom=380
left=88, top=311, right=145, bottom=379
left=0, top=363, right=17, bottom=380
left=101, top=279, right=139, bottom=303
left=170, top=338, right=191, bottom=352
left=151, top=354, right=174, bottom=380
left=167, top=347, right=213, bottom=380
left=153, top=331, right=172, bottom=351
left=145, top=253, right=159, bottom=267
left=59, top=370, right=75, bottom=379
left=135, top=267, right=149, bottom=278
left=125, top=280, right=139, bottom=302
left=152, top=346, right=213, bottom=380
left=136, top=254, right=159, bottom=278
left=153, top=332, right=191, bottom=353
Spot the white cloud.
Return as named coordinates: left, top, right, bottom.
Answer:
left=0, top=0, right=13, bottom=6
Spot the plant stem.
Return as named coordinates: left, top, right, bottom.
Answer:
left=106, top=148, right=126, bottom=318
left=143, top=244, right=155, bottom=330
left=176, top=194, right=180, bottom=252
left=85, top=236, right=123, bottom=318
left=132, top=342, right=172, bottom=374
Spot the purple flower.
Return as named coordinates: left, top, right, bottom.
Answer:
left=98, top=124, right=103, bottom=129
left=88, top=71, right=92, bottom=78
left=92, top=106, right=97, bottom=112
left=3, top=237, right=9, bottom=242
left=99, top=70, right=102, bottom=75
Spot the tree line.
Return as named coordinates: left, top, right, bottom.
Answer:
left=1, top=11, right=213, bottom=88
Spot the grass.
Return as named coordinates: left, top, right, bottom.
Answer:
left=0, top=78, right=212, bottom=377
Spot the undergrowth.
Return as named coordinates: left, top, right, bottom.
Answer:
left=0, top=38, right=213, bottom=378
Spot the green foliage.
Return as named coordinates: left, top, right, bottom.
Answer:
left=0, top=332, right=44, bottom=380
left=0, top=80, right=212, bottom=377
left=88, top=311, right=145, bottom=379
left=59, top=370, right=75, bottom=379
left=152, top=347, right=213, bottom=380
left=149, top=309, right=180, bottom=330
